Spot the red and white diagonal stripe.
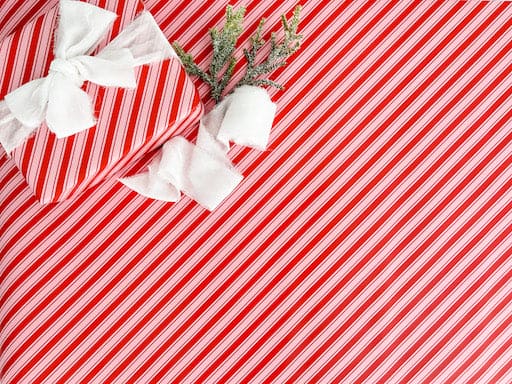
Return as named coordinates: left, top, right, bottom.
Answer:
left=1, top=0, right=512, bottom=383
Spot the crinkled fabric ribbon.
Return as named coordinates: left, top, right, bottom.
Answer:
left=120, top=85, right=277, bottom=211
left=0, top=0, right=176, bottom=153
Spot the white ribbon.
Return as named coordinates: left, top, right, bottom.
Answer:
left=0, top=0, right=176, bottom=153
left=120, top=85, right=277, bottom=211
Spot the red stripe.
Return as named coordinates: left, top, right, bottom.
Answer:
left=121, top=66, right=150, bottom=155
left=0, top=27, right=21, bottom=97
left=52, top=137, right=76, bottom=201
left=0, top=0, right=49, bottom=40
left=23, top=12, right=55, bottom=201
left=61, top=0, right=109, bottom=197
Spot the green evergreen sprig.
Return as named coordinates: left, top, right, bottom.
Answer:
left=237, top=5, right=303, bottom=90
left=172, top=4, right=303, bottom=103
left=172, top=5, right=245, bottom=103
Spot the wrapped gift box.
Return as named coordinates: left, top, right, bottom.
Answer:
left=0, top=0, right=202, bottom=204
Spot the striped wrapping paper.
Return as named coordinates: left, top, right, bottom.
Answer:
left=1, top=0, right=512, bottom=383
left=0, top=0, right=201, bottom=204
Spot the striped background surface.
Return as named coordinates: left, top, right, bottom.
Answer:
left=1, top=0, right=512, bottom=382
left=0, top=0, right=201, bottom=204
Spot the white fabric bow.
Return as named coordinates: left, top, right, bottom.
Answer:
left=120, top=85, right=277, bottom=211
left=0, top=0, right=176, bottom=153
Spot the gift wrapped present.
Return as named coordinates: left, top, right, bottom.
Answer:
left=0, top=0, right=202, bottom=204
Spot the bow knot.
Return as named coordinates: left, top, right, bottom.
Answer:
left=49, top=57, right=85, bottom=87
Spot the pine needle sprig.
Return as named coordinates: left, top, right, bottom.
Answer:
left=172, top=5, right=246, bottom=103
left=172, top=4, right=303, bottom=103
left=236, top=5, right=303, bottom=90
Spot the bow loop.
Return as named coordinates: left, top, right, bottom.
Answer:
left=45, top=74, right=96, bottom=138
left=55, top=0, right=117, bottom=58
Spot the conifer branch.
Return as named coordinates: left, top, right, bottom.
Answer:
left=172, top=5, right=245, bottom=103
left=236, top=5, right=303, bottom=90
left=172, top=4, right=303, bottom=103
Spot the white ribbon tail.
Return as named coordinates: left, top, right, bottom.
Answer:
left=99, top=11, right=177, bottom=66
left=217, top=85, right=276, bottom=150
left=4, top=78, right=50, bottom=130
left=0, top=101, right=35, bottom=154
left=120, top=155, right=181, bottom=202
left=120, top=85, right=276, bottom=211
left=121, top=137, right=243, bottom=211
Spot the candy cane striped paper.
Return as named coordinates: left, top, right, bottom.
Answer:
left=1, top=0, right=512, bottom=383
left=0, top=0, right=201, bottom=204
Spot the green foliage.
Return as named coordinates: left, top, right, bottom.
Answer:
left=237, top=5, right=303, bottom=90
left=173, top=4, right=303, bottom=103
left=173, top=5, right=245, bottom=103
